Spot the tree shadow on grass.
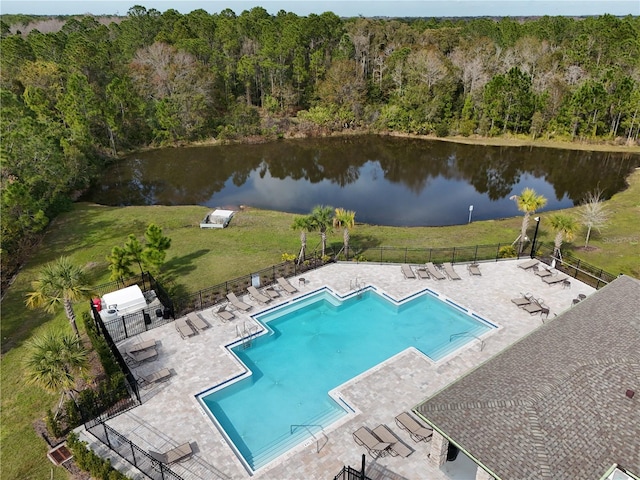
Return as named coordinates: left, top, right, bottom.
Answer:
left=349, top=233, right=382, bottom=251
left=162, top=249, right=210, bottom=281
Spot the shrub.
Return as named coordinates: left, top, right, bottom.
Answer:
left=45, top=408, right=62, bottom=438
left=281, top=253, right=297, bottom=262
left=498, top=245, right=518, bottom=258
left=67, top=432, right=130, bottom=480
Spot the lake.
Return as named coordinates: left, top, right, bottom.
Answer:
left=83, top=136, right=639, bottom=226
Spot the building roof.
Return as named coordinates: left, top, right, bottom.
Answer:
left=415, top=275, right=640, bottom=480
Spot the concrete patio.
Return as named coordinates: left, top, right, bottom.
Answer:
left=80, top=259, right=594, bottom=480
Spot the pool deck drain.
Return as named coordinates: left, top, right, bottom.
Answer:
left=82, top=260, right=594, bottom=480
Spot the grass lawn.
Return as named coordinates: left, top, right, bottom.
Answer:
left=1, top=168, right=638, bottom=480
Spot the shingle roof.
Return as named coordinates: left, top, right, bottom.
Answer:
left=415, top=275, right=640, bottom=480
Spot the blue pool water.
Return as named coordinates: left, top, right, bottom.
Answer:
left=199, top=288, right=493, bottom=472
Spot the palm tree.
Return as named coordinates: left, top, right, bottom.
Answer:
left=547, top=213, right=579, bottom=260
left=308, top=205, right=334, bottom=258
left=291, top=216, right=313, bottom=264
left=510, top=188, right=548, bottom=253
left=333, top=208, right=356, bottom=259
left=26, top=257, right=93, bottom=338
left=24, top=330, right=88, bottom=417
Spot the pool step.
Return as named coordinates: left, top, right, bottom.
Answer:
left=248, top=407, right=345, bottom=470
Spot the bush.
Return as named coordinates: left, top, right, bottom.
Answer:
left=45, top=408, right=62, bottom=438
left=498, top=245, right=518, bottom=258
left=67, top=432, right=130, bottom=480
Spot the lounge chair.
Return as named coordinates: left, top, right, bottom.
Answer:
left=226, top=292, right=252, bottom=311
left=442, top=262, right=462, bottom=280
left=395, top=412, right=433, bottom=443
left=276, top=277, right=298, bottom=294
left=215, top=304, right=235, bottom=322
left=126, top=339, right=156, bottom=354
left=468, top=263, right=482, bottom=276
left=352, top=426, right=391, bottom=459
left=372, top=424, right=413, bottom=458
left=522, top=298, right=545, bottom=315
left=415, top=267, right=429, bottom=279
left=247, top=286, right=271, bottom=304
left=534, top=267, right=553, bottom=278
left=511, top=293, right=533, bottom=306
left=543, top=274, right=569, bottom=285
left=425, top=262, right=446, bottom=280
left=401, top=265, right=416, bottom=279
left=175, top=318, right=196, bottom=339
left=148, top=442, right=193, bottom=464
left=518, top=259, right=539, bottom=270
left=137, top=368, right=171, bottom=389
left=126, top=347, right=158, bottom=365
left=187, top=312, right=209, bottom=331
left=264, top=286, right=280, bottom=299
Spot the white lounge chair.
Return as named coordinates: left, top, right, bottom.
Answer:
left=187, top=312, right=209, bottom=331
left=226, top=292, right=252, bottom=311
left=149, top=442, right=193, bottom=464
left=247, top=286, right=271, bottom=304
left=276, top=277, right=298, bottom=294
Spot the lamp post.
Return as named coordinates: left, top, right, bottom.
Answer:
left=468, top=205, right=474, bottom=224
left=530, top=216, right=540, bottom=259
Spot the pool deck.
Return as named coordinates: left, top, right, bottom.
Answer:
left=81, top=259, right=595, bottom=480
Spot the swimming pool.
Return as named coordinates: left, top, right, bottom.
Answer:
left=198, top=287, right=494, bottom=473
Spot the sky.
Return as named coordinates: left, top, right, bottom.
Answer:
left=1, top=0, right=639, bottom=18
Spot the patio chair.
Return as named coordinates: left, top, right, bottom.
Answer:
left=467, top=263, right=482, bottom=276
left=187, top=312, right=209, bottom=332
left=227, top=292, right=252, bottom=311
left=518, top=259, right=539, bottom=270
left=372, top=424, right=413, bottom=458
left=425, top=262, right=446, bottom=280
left=442, top=262, right=462, bottom=280
left=352, top=426, right=391, bottom=459
left=137, top=368, right=171, bottom=389
left=247, top=286, right=272, bottom=304
left=276, top=277, right=298, bottom=294
left=511, top=293, right=533, bottom=307
left=415, top=267, right=429, bottom=279
left=264, top=286, right=280, bottom=299
left=215, top=304, right=235, bottom=322
left=401, top=265, right=416, bottom=279
left=175, top=318, right=196, bottom=339
left=149, top=442, right=193, bottom=464
left=126, top=347, right=158, bottom=365
left=126, top=339, right=156, bottom=355
left=395, top=412, right=433, bottom=443
left=522, top=298, right=545, bottom=315
left=543, top=274, right=569, bottom=285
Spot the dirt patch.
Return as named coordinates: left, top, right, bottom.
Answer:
left=575, top=246, right=600, bottom=252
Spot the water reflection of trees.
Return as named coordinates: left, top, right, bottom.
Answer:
left=90, top=136, right=639, bottom=208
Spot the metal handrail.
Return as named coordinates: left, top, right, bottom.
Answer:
left=290, top=424, right=328, bottom=454
left=450, top=331, right=485, bottom=351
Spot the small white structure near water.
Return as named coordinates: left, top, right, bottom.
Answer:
left=200, top=209, right=235, bottom=229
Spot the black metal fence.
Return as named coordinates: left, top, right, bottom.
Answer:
left=333, top=465, right=372, bottom=480
left=86, top=421, right=185, bottom=480
left=172, top=252, right=330, bottom=318
left=534, top=245, right=617, bottom=289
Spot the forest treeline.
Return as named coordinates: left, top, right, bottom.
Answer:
left=1, top=7, right=639, bottom=282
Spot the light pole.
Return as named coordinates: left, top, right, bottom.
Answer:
left=530, top=216, right=540, bottom=259
left=468, top=205, right=474, bottom=224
